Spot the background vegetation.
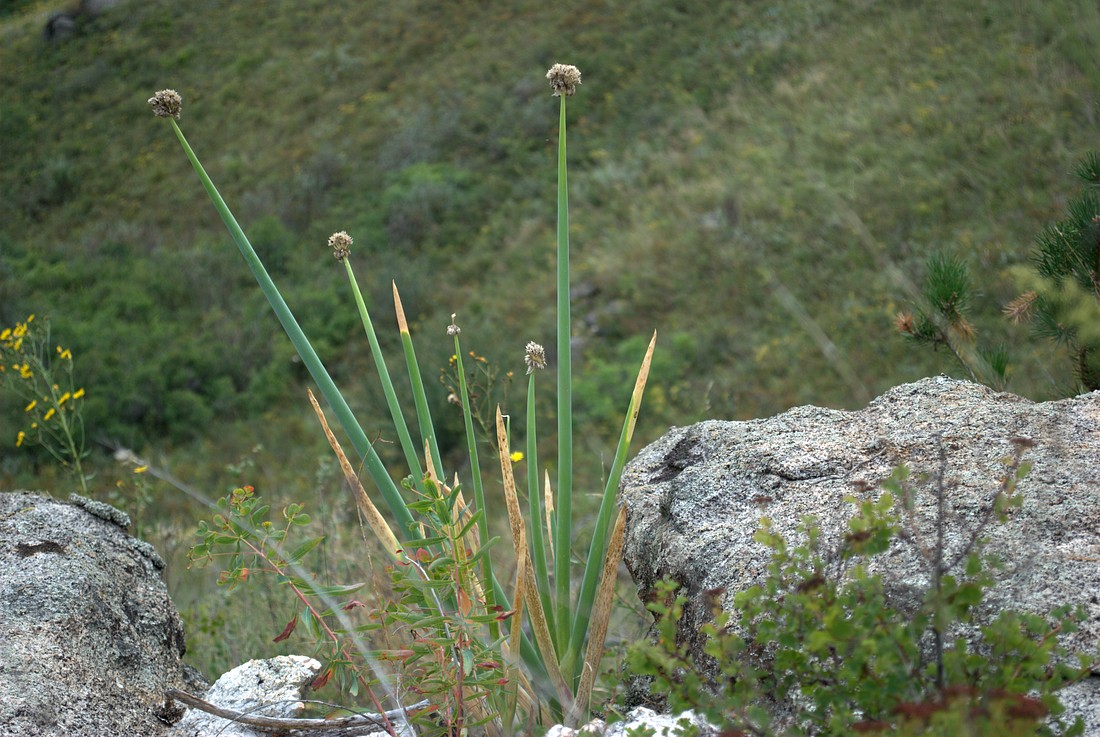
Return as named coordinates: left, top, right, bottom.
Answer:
left=1, top=0, right=1098, bottom=698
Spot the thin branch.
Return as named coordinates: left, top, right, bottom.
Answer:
left=167, top=688, right=429, bottom=734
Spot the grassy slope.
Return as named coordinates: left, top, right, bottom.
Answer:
left=1, top=0, right=1098, bottom=683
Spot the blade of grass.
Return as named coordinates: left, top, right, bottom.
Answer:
left=393, top=283, right=444, bottom=480
left=566, top=331, right=655, bottom=681
left=343, top=258, right=424, bottom=488
left=167, top=118, right=416, bottom=541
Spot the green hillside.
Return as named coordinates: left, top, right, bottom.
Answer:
left=1, top=0, right=1098, bottom=687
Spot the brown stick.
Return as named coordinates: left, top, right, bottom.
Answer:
left=167, top=688, right=430, bottom=734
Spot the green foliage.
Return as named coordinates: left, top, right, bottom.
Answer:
left=1007, top=151, right=1100, bottom=391
left=628, top=447, right=1092, bottom=737
left=902, top=151, right=1100, bottom=394
left=189, top=485, right=390, bottom=706
left=4, top=0, right=1100, bottom=467
left=189, top=479, right=529, bottom=735
left=895, top=253, right=1006, bottom=389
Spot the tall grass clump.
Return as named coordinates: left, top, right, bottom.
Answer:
left=151, top=64, right=655, bottom=734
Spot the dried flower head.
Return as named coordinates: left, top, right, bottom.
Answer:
left=546, top=63, right=582, bottom=97
left=893, top=311, right=915, bottom=335
left=952, top=316, right=977, bottom=342
left=148, top=89, right=182, bottom=119
left=1003, top=290, right=1037, bottom=325
left=447, top=314, right=461, bottom=336
left=524, top=341, right=547, bottom=374
left=328, top=231, right=353, bottom=261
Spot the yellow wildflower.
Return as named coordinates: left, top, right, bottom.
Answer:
left=44, top=408, right=55, bottom=421
left=24, top=399, right=36, bottom=412
left=57, top=346, right=72, bottom=360
left=133, top=465, right=149, bottom=474
left=73, top=388, right=85, bottom=399
left=18, top=364, right=31, bottom=379
left=58, top=392, right=71, bottom=406
left=510, top=451, right=524, bottom=463
left=26, top=314, right=34, bottom=323
left=13, top=323, right=26, bottom=339
left=15, top=431, right=25, bottom=447
left=0, top=328, right=10, bottom=341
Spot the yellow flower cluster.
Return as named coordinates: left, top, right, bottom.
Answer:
left=0, top=314, right=87, bottom=451
left=0, top=313, right=34, bottom=355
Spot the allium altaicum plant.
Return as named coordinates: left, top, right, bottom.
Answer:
left=0, top=314, right=89, bottom=494
left=151, top=63, right=655, bottom=733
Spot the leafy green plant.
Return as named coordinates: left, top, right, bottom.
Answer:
left=628, top=442, right=1092, bottom=737
left=187, top=485, right=399, bottom=721
left=0, top=313, right=90, bottom=493
left=154, top=62, right=655, bottom=733
left=894, top=253, right=1009, bottom=390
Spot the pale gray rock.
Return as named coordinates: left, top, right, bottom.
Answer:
left=546, top=708, right=716, bottom=737
left=0, top=491, right=192, bottom=736
left=620, top=377, right=1100, bottom=732
left=170, top=655, right=321, bottom=737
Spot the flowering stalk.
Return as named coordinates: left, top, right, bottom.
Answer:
left=552, top=70, right=575, bottom=651
left=149, top=90, right=417, bottom=541
left=0, top=315, right=89, bottom=494
left=331, top=233, right=426, bottom=489
left=449, top=314, right=500, bottom=642
left=524, top=342, right=555, bottom=637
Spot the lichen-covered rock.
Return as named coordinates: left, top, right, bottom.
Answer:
left=621, top=377, right=1100, bottom=731
left=0, top=491, right=193, bottom=736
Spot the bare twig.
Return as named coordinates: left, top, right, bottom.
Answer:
left=167, top=688, right=429, bottom=734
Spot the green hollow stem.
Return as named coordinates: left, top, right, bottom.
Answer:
left=526, top=373, right=555, bottom=641
left=397, top=323, right=444, bottom=482
left=167, top=118, right=417, bottom=541
left=343, top=259, right=424, bottom=487
left=453, top=334, right=499, bottom=642
left=554, top=92, right=573, bottom=655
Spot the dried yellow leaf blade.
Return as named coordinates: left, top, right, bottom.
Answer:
left=495, top=407, right=526, bottom=552
left=543, top=469, right=555, bottom=563
left=522, top=551, right=573, bottom=713
left=625, top=331, right=657, bottom=442
left=392, top=281, right=409, bottom=334
left=308, top=389, right=401, bottom=559
left=573, top=506, right=627, bottom=724
left=508, top=524, right=528, bottom=664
